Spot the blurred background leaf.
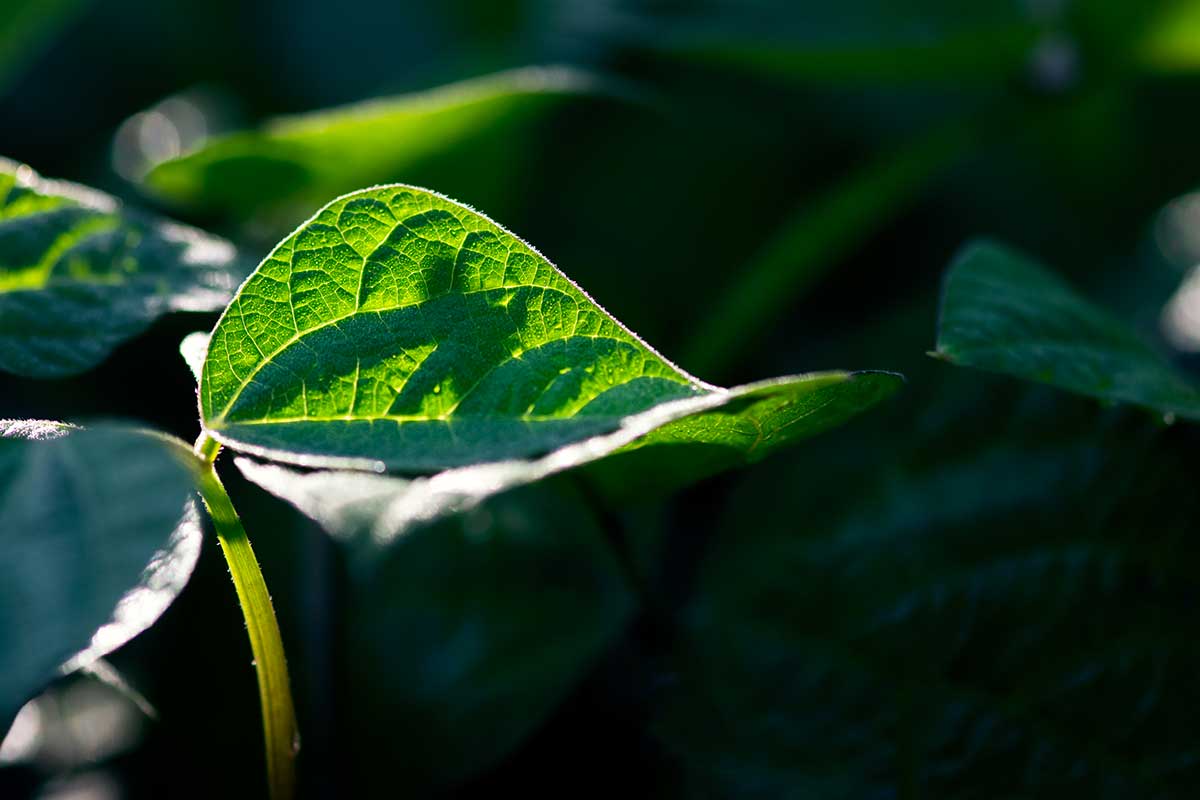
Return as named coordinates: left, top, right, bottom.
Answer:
left=654, top=378, right=1200, bottom=798
left=0, top=158, right=246, bottom=378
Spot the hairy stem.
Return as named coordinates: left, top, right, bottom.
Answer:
left=190, top=433, right=298, bottom=800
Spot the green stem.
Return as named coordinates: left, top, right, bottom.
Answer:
left=190, top=433, right=298, bottom=800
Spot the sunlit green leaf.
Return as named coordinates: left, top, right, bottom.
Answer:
left=0, top=421, right=201, bottom=731
left=0, top=158, right=246, bottom=378
left=935, top=240, right=1200, bottom=420
left=235, top=370, right=897, bottom=543
left=200, top=184, right=898, bottom=472
left=143, top=66, right=605, bottom=230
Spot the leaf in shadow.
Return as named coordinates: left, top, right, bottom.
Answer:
left=653, top=392, right=1200, bottom=797
left=0, top=158, right=247, bottom=377
left=935, top=240, right=1200, bottom=421
left=0, top=420, right=200, bottom=732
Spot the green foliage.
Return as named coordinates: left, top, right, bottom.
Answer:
left=0, top=0, right=84, bottom=95
left=0, top=158, right=245, bottom=377
left=235, top=371, right=899, bottom=543
left=0, top=421, right=200, bottom=731
left=200, top=184, right=898, bottom=472
left=936, top=241, right=1200, bottom=420
left=655, top=384, right=1200, bottom=797
left=340, top=482, right=634, bottom=789
left=143, top=67, right=605, bottom=233
left=4, top=5, right=1200, bottom=796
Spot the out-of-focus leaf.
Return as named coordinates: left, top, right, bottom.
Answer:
left=338, top=482, right=634, bottom=791
left=200, top=184, right=898, bottom=472
left=0, top=421, right=201, bottom=732
left=682, top=119, right=971, bottom=377
left=234, top=370, right=897, bottom=545
left=0, top=158, right=245, bottom=378
left=0, top=0, right=85, bottom=95
left=935, top=240, right=1200, bottom=420
left=655, top=392, right=1200, bottom=797
left=142, top=66, right=606, bottom=231
left=624, top=0, right=1041, bottom=85
left=178, top=330, right=209, bottom=384
left=1129, top=0, right=1200, bottom=72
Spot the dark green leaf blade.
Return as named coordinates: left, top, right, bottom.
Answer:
left=935, top=240, right=1200, bottom=419
left=0, top=421, right=201, bottom=730
left=201, top=184, right=899, bottom=473
left=339, top=482, right=634, bottom=790
left=0, top=158, right=246, bottom=377
left=654, top=394, right=1200, bottom=797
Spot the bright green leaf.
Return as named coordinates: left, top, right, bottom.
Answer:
left=235, top=370, right=898, bottom=543
left=200, top=184, right=899, bottom=472
left=935, top=240, right=1200, bottom=420
left=0, top=158, right=246, bottom=378
left=143, top=66, right=605, bottom=229
left=0, top=421, right=201, bottom=731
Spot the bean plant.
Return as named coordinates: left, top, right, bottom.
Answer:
left=4, top=3, right=1200, bottom=797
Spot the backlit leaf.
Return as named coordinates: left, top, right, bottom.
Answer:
left=235, top=370, right=898, bottom=544
left=200, top=184, right=900, bottom=473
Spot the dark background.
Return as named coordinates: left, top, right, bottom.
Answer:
left=3, top=1, right=1200, bottom=797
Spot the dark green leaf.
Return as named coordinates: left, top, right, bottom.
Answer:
left=0, top=158, right=246, bottom=377
left=0, top=421, right=201, bottom=730
left=340, top=482, right=633, bottom=790
left=655, top=395, right=1200, bottom=797
left=631, top=0, right=1040, bottom=85
left=935, top=240, right=1200, bottom=420
left=0, top=0, right=84, bottom=95
left=235, top=370, right=898, bottom=542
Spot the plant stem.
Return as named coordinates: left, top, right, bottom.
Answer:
left=191, top=433, right=298, bottom=800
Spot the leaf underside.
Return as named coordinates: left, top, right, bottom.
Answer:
left=0, top=158, right=245, bottom=377
left=935, top=240, right=1200, bottom=420
left=0, top=421, right=200, bottom=730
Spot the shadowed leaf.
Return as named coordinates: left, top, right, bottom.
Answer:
left=935, top=241, right=1200, bottom=420
left=0, top=421, right=200, bottom=731
left=0, top=158, right=246, bottom=377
